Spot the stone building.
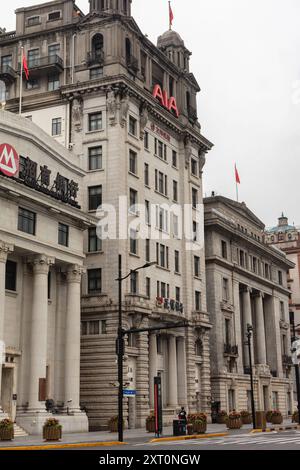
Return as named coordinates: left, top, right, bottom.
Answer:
left=0, top=1, right=214, bottom=429
left=0, top=110, right=94, bottom=434
left=266, top=215, right=300, bottom=332
left=204, top=195, right=294, bottom=417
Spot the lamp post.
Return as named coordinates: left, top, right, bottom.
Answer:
left=116, top=255, right=156, bottom=443
left=289, top=312, right=300, bottom=425
left=245, top=324, right=256, bottom=429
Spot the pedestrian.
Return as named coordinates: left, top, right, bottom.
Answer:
left=178, top=406, right=187, bottom=424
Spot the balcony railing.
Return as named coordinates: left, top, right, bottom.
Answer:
left=20, top=55, right=64, bottom=77
left=282, top=355, right=293, bottom=367
left=271, top=370, right=278, bottom=377
left=0, top=64, right=17, bottom=83
left=224, top=344, right=238, bottom=357
left=86, top=50, right=105, bottom=67
left=126, top=55, right=139, bottom=74
left=244, top=367, right=251, bottom=375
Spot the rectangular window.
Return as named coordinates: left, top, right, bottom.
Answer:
left=193, top=221, right=199, bottom=242
left=156, top=205, right=169, bottom=232
left=89, top=112, right=102, bottom=131
left=221, top=240, right=227, bottom=259
left=88, top=185, right=102, bottom=211
left=225, top=318, right=231, bottom=345
left=173, top=214, right=179, bottom=238
left=155, top=138, right=167, bottom=161
left=174, top=250, right=180, bottom=273
left=26, top=78, right=39, bottom=90
left=88, top=269, right=102, bottom=294
left=144, top=163, right=149, bottom=186
left=130, top=271, right=138, bottom=294
left=146, top=277, right=151, bottom=299
left=191, top=158, right=198, bottom=176
left=58, top=223, right=69, bottom=247
left=88, top=146, right=102, bottom=170
left=130, top=229, right=138, bottom=255
left=18, top=207, right=36, bottom=235
left=129, top=116, right=137, bottom=136
left=129, top=188, right=138, bottom=213
left=144, top=131, right=149, bottom=150
left=172, top=150, right=177, bottom=168
left=192, top=188, right=198, bottom=208
left=194, top=256, right=200, bottom=278
left=5, top=260, right=17, bottom=291
left=156, top=243, right=169, bottom=269
left=278, top=270, right=283, bottom=286
left=145, top=200, right=150, bottom=225
left=240, top=250, right=245, bottom=267
left=27, top=49, right=39, bottom=67
left=48, top=74, right=60, bottom=91
left=173, top=180, right=178, bottom=202
left=52, top=117, right=61, bottom=136
left=176, top=286, right=181, bottom=302
left=195, top=291, right=202, bottom=311
left=48, top=43, right=60, bottom=57
left=27, top=16, right=40, bottom=26
left=90, top=67, right=103, bottom=79
left=129, top=149, right=137, bottom=175
left=88, top=227, right=102, bottom=252
left=222, top=278, right=229, bottom=301
left=155, top=170, right=168, bottom=196
left=146, top=239, right=150, bottom=262
left=48, top=11, right=61, bottom=21
left=1, top=55, right=12, bottom=68
left=89, top=320, right=100, bottom=335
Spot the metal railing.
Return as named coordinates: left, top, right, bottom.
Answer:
left=87, top=50, right=105, bottom=67
left=126, top=55, right=139, bottom=74
left=282, top=355, right=293, bottom=366
left=27, top=54, right=63, bottom=69
left=0, top=64, right=17, bottom=80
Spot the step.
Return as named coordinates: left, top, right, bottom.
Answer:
left=14, top=424, right=29, bottom=437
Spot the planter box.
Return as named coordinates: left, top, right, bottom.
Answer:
left=241, top=415, right=252, bottom=425
left=193, top=422, right=207, bottom=434
left=227, top=418, right=242, bottom=429
left=0, top=427, right=14, bottom=441
left=43, top=426, right=62, bottom=441
left=271, top=415, right=283, bottom=425
left=217, top=415, right=228, bottom=424
left=146, top=421, right=155, bottom=433
left=187, top=424, right=194, bottom=435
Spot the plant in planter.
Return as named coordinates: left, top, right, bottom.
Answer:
left=193, top=413, right=207, bottom=434
left=216, top=410, right=228, bottom=424
left=271, top=410, right=283, bottom=425
left=292, top=411, right=299, bottom=423
left=240, top=410, right=252, bottom=425
left=43, top=418, right=62, bottom=441
left=145, top=414, right=155, bottom=433
left=227, top=411, right=242, bottom=430
left=108, top=416, right=124, bottom=433
left=266, top=410, right=273, bottom=423
left=0, top=419, right=14, bottom=441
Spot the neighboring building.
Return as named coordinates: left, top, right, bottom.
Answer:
left=0, top=1, right=214, bottom=429
left=266, top=214, right=300, bottom=333
left=204, top=196, right=294, bottom=417
left=0, top=110, right=95, bottom=434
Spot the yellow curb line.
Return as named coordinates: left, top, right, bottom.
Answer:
left=250, top=429, right=273, bottom=434
left=150, top=432, right=228, bottom=443
left=0, top=441, right=127, bottom=451
left=251, top=425, right=300, bottom=434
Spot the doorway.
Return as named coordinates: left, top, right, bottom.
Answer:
left=1, top=367, right=13, bottom=419
left=263, top=386, right=269, bottom=411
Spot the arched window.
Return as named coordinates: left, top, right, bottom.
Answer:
left=92, top=33, right=104, bottom=60
left=123, top=0, right=128, bottom=14
left=125, top=37, right=131, bottom=63
left=186, top=91, right=191, bottom=109
left=195, top=339, right=203, bottom=357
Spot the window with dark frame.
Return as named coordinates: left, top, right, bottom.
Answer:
left=221, top=240, right=227, bottom=259
left=129, top=188, right=138, bottom=212
left=58, top=223, right=69, bottom=247
left=88, top=268, right=102, bottom=294
left=52, top=117, right=61, bottom=136
left=129, top=115, right=137, bottom=136
left=26, top=78, right=39, bottom=90
left=175, top=250, right=180, bottom=273
left=89, top=112, right=102, bottom=131
left=48, top=43, right=60, bottom=57
left=28, top=16, right=40, bottom=26
left=191, top=158, right=198, bottom=176
left=172, top=150, right=177, bottom=168
left=18, top=207, right=36, bottom=235
left=130, top=229, right=138, bottom=255
left=146, top=277, right=151, bottom=299
left=130, top=271, right=138, bottom=294
left=192, top=188, right=198, bottom=208
left=88, top=227, right=102, bottom=252
left=88, top=146, right=102, bottom=170
left=144, top=163, right=149, bottom=186
left=90, top=67, right=103, bottom=79
left=144, top=131, right=149, bottom=150
left=195, top=290, right=201, bottom=311
left=48, top=11, right=61, bottom=21
left=173, top=180, right=178, bottom=202
left=129, top=149, right=137, bottom=175
left=5, top=261, right=17, bottom=291
left=194, top=256, right=200, bottom=278
left=88, top=185, right=102, bottom=211
left=48, top=74, right=60, bottom=91
left=146, top=239, right=150, bottom=262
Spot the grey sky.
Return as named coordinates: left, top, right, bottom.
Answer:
left=2, top=0, right=300, bottom=228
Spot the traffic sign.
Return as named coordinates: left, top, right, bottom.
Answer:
left=0, top=143, right=19, bottom=177
left=123, top=389, right=136, bottom=396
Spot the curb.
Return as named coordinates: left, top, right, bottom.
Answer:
left=0, top=441, right=126, bottom=451
left=150, top=432, right=228, bottom=443
left=250, top=425, right=300, bottom=434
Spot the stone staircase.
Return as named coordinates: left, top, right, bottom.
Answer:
left=14, top=424, right=28, bottom=437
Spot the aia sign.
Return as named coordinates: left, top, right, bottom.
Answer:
left=0, top=144, right=19, bottom=177
left=152, top=84, right=179, bottom=118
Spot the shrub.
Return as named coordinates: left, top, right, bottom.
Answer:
left=228, top=411, right=241, bottom=419
left=0, top=419, right=13, bottom=429
left=187, top=413, right=207, bottom=424
left=44, top=418, right=61, bottom=428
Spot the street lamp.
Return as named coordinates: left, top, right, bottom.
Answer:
left=245, top=324, right=256, bottom=429
left=115, top=255, right=156, bottom=443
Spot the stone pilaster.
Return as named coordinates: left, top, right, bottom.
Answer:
left=168, top=335, right=178, bottom=407
left=149, top=334, right=157, bottom=409
left=177, top=336, right=188, bottom=406
left=242, top=287, right=254, bottom=368
left=135, top=330, right=149, bottom=427
left=254, top=292, right=267, bottom=365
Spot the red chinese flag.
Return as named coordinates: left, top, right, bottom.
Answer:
left=235, top=164, right=241, bottom=184
left=22, top=54, right=29, bottom=81
left=169, top=2, right=174, bottom=27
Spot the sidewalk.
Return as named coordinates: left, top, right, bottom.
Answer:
left=0, top=420, right=295, bottom=449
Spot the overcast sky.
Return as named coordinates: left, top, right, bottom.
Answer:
left=2, top=0, right=300, bottom=228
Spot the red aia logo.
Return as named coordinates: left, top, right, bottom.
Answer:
left=152, top=84, right=179, bottom=118
left=0, top=143, right=19, bottom=177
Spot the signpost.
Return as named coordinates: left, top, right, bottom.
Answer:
left=0, top=143, right=19, bottom=177
left=154, top=376, right=163, bottom=438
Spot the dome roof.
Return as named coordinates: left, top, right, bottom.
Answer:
left=269, top=214, right=295, bottom=233
left=157, top=29, right=185, bottom=49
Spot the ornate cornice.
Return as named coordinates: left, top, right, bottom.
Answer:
left=0, top=241, right=14, bottom=263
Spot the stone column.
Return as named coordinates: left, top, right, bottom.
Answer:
left=64, top=265, right=85, bottom=413
left=254, top=292, right=267, bottom=364
left=149, top=334, right=157, bottom=409
left=242, top=287, right=254, bottom=368
left=0, top=242, right=14, bottom=413
left=168, top=335, right=178, bottom=408
left=28, top=255, right=54, bottom=411
left=177, top=337, right=188, bottom=406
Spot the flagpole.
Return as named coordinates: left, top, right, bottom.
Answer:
left=169, top=1, right=171, bottom=30
left=236, top=181, right=239, bottom=202
left=19, top=46, right=24, bottom=115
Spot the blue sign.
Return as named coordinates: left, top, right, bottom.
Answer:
left=123, top=389, right=136, bottom=396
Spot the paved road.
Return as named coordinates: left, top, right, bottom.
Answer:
left=70, top=431, right=300, bottom=450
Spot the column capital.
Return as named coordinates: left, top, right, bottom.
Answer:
left=0, top=241, right=14, bottom=263
left=66, top=265, right=85, bottom=284
left=253, top=291, right=265, bottom=299
left=28, top=255, right=55, bottom=275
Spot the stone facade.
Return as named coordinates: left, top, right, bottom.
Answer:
left=0, top=1, right=214, bottom=430
left=0, top=110, right=94, bottom=433
left=204, top=196, right=295, bottom=417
